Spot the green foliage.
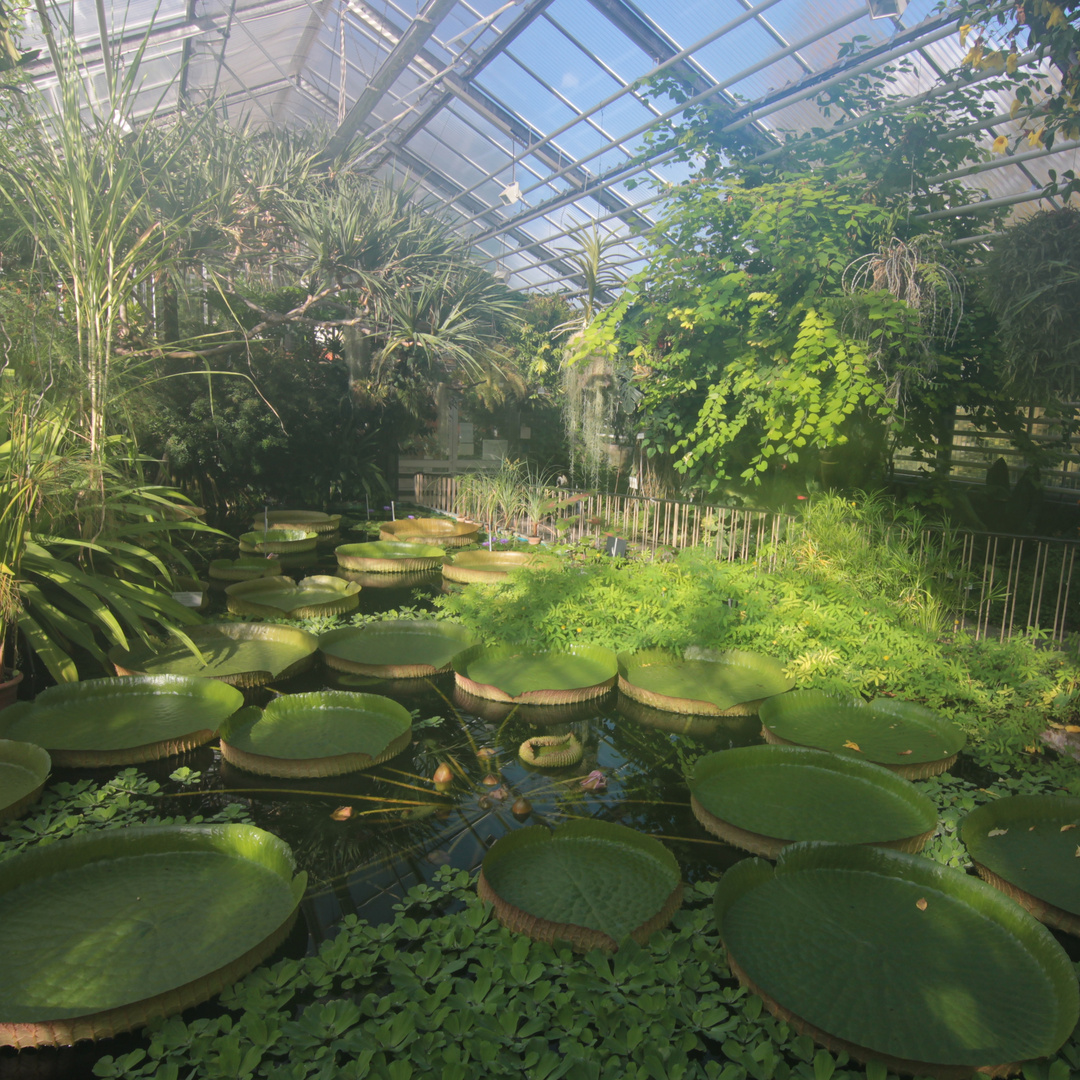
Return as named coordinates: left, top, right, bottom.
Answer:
left=90, top=872, right=796, bottom=1080
left=982, top=208, right=1080, bottom=402
left=435, top=494, right=1080, bottom=776
left=581, top=178, right=909, bottom=489
left=143, top=331, right=387, bottom=510
left=955, top=0, right=1080, bottom=160
left=0, top=768, right=250, bottom=864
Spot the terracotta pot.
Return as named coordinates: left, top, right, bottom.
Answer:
left=0, top=668, right=24, bottom=711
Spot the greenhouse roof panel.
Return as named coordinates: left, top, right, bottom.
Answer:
left=14, top=0, right=1076, bottom=294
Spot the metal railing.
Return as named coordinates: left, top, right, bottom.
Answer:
left=414, top=473, right=1080, bottom=646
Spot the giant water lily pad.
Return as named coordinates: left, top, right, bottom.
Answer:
left=219, top=691, right=412, bottom=777
left=453, top=643, right=617, bottom=704
left=380, top=517, right=479, bottom=547
left=208, top=557, right=284, bottom=586
left=337, top=568, right=440, bottom=590
left=110, top=623, right=319, bottom=689
left=453, top=685, right=605, bottom=727
left=616, top=695, right=760, bottom=743
left=442, top=549, right=558, bottom=583
left=0, top=741, right=50, bottom=823
left=225, top=575, right=361, bottom=619
left=961, top=795, right=1080, bottom=936
left=714, top=843, right=1078, bottom=1077
left=238, top=529, right=317, bottom=555
left=478, top=819, right=683, bottom=951
left=335, top=541, right=445, bottom=573
left=689, top=745, right=937, bottom=858
left=759, top=690, right=965, bottom=778
left=253, top=510, right=341, bottom=534
left=618, top=647, right=793, bottom=715
left=0, top=825, right=305, bottom=1048
left=0, top=676, right=244, bottom=767
left=320, top=620, right=477, bottom=678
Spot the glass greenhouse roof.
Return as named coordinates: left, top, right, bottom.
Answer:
left=20, top=0, right=1080, bottom=295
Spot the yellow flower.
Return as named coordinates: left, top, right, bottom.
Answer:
left=1006, top=51, right=1018, bottom=75
left=576, top=627, right=582, bottom=632
left=1027, top=127, right=1045, bottom=148
left=959, top=23, right=971, bottom=46
left=883, top=655, right=890, bottom=661
left=992, top=134, right=1009, bottom=154
left=1049, top=5, right=1067, bottom=27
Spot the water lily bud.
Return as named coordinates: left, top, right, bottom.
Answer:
left=512, top=797, right=532, bottom=819
left=476, top=746, right=497, bottom=759
left=481, top=773, right=500, bottom=786
left=433, top=763, right=454, bottom=790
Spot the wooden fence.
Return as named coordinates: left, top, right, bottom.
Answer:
left=414, top=473, right=1080, bottom=646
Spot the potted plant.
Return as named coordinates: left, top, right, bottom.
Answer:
left=520, top=474, right=558, bottom=541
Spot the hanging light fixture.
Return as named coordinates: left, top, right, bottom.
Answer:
left=867, top=0, right=907, bottom=19
left=499, top=135, right=522, bottom=205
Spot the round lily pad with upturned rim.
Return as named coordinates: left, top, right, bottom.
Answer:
left=218, top=690, right=412, bottom=777
left=0, top=676, right=244, bottom=767
left=453, top=685, right=604, bottom=726
left=0, top=740, right=50, bottom=823
left=252, top=510, right=341, bottom=534
left=759, top=690, right=965, bottom=778
left=379, top=517, right=479, bottom=547
left=689, top=745, right=938, bottom=858
left=335, top=541, right=445, bottom=573
left=618, top=647, right=794, bottom=715
left=714, top=842, right=1079, bottom=1078
left=960, top=795, right=1080, bottom=936
left=478, top=819, right=683, bottom=952
left=320, top=620, right=477, bottom=678
left=238, top=529, right=317, bottom=555
left=337, top=568, right=440, bottom=590
left=110, top=623, right=319, bottom=689
left=518, top=732, right=583, bottom=768
left=453, top=643, right=617, bottom=704
left=0, top=823, right=305, bottom=1049
left=208, top=557, right=284, bottom=586
left=616, top=695, right=761, bottom=742
left=225, top=575, right=361, bottom=619
left=442, top=549, right=558, bottom=583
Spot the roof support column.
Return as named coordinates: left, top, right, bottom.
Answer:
left=323, top=0, right=458, bottom=160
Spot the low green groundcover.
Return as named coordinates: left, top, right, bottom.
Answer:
left=0, top=676, right=244, bottom=766
left=714, top=842, right=1079, bottom=1072
left=219, top=691, right=413, bottom=777
left=961, top=795, right=1080, bottom=934
left=479, top=819, right=683, bottom=951
left=688, top=745, right=937, bottom=857
left=618, top=647, right=793, bottom=715
left=0, top=824, right=305, bottom=1047
left=0, top=740, right=50, bottom=823
left=759, top=690, right=965, bottom=778
left=453, top=643, right=617, bottom=703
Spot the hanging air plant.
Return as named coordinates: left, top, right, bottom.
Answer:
left=841, top=237, right=964, bottom=405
